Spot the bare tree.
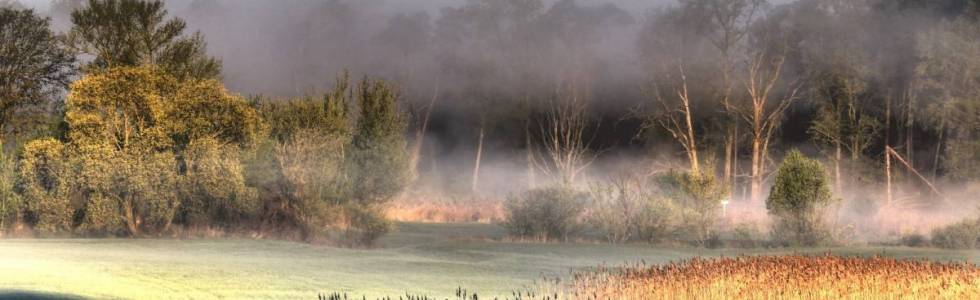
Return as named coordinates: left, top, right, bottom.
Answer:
left=738, top=44, right=800, bottom=204
left=649, top=65, right=701, bottom=173
left=533, top=78, right=598, bottom=185
left=408, top=78, right=439, bottom=182
left=680, top=0, right=765, bottom=199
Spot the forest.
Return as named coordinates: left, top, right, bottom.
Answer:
left=0, top=0, right=979, bottom=250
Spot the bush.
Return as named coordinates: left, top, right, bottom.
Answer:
left=588, top=177, right=683, bottom=244
left=273, top=129, right=349, bottom=240
left=16, top=139, right=73, bottom=235
left=0, top=151, right=20, bottom=230
left=505, top=186, right=586, bottom=241
left=346, top=78, right=410, bottom=207
left=900, top=233, right=930, bottom=247
left=931, top=219, right=979, bottom=249
left=767, top=150, right=834, bottom=246
left=178, top=137, right=258, bottom=227
left=342, top=205, right=392, bottom=247
left=655, top=169, right=727, bottom=246
left=588, top=180, right=643, bottom=243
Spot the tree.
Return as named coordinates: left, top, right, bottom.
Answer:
left=62, top=66, right=260, bottom=236
left=533, top=82, right=597, bottom=185
left=67, top=0, right=220, bottom=80
left=343, top=77, right=409, bottom=244
left=738, top=22, right=800, bottom=204
left=0, top=150, right=18, bottom=230
left=657, top=168, right=727, bottom=246
left=65, top=66, right=180, bottom=235
left=0, top=1, right=24, bottom=9
left=638, top=5, right=715, bottom=174
left=682, top=0, right=765, bottom=196
left=249, top=76, right=351, bottom=241
left=766, top=150, right=833, bottom=246
left=0, top=8, right=75, bottom=148
left=801, top=3, right=881, bottom=196
left=16, top=138, right=73, bottom=235
left=347, top=77, right=409, bottom=206
left=434, top=0, right=545, bottom=193
left=164, top=79, right=263, bottom=149
left=178, top=137, right=258, bottom=227
left=914, top=19, right=980, bottom=181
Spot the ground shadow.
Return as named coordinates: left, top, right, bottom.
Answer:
left=0, top=290, right=87, bottom=300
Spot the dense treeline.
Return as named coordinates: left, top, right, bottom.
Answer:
left=0, top=0, right=978, bottom=246
left=0, top=0, right=408, bottom=245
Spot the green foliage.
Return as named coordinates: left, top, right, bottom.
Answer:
left=247, top=74, right=408, bottom=245
left=16, top=139, right=73, bottom=235
left=72, top=143, right=121, bottom=234
left=915, top=19, right=980, bottom=181
left=255, top=74, right=350, bottom=143
left=108, top=148, right=181, bottom=235
left=504, top=186, right=586, bottom=241
left=346, top=77, right=410, bottom=206
left=655, top=169, right=727, bottom=245
left=273, top=129, right=349, bottom=240
left=178, top=137, right=258, bottom=227
left=67, top=0, right=220, bottom=80
left=342, top=204, right=392, bottom=247
left=248, top=77, right=353, bottom=241
left=767, top=150, right=834, bottom=246
left=0, top=7, right=75, bottom=137
left=0, top=151, right=18, bottom=229
left=931, top=219, right=980, bottom=249
left=166, top=80, right=263, bottom=149
left=13, top=66, right=264, bottom=236
left=65, top=66, right=176, bottom=151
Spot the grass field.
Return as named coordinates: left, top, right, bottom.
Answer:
left=1, top=223, right=978, bottom=299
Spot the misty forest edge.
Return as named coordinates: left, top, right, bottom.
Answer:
left=0, top=0, right=978, bottom=249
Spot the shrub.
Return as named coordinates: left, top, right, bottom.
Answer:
left=900, top=233, right=930, bottom=247
left=73, top=144, right=123, bottom=234
left=634, top=198, right=684, bottom=243
left=767, top=150, right=834, bottom=246
left=274, top=129, right=349, bottom=240
left=16, top=139, right=73, bottom=235
left=931, top=219, right=979, bottom=249
left=342, top=204, right=392, bottom=247
left=178, top=137, right=258, bottom=227
left=505, top=186, right=586, bottom=241
left=725, top=222, right=765, bottom=248
left=346, top=78, right=410, bottom=207
left=588, top=180, right=643, bottom=243
left=588, top=177, right=683, bottom=244
left=655, top=169, right=727, bottom=246
left=0, top=151, right=20, bottom=230
left=111, top=149, right=181, bottom=235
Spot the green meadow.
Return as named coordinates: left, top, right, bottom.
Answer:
left=0, top=222, right=977, bottom=299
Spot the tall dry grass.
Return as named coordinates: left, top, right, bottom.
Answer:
left=532, top=255, right=980, bottom=299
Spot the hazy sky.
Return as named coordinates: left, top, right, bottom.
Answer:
left=19, top=0, right=666, bottom=13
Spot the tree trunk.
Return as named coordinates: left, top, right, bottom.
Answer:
left=471, top=124, right=485, bottom=193
left=932, top=119, right=944, bottom=180
left=885, top=146, right=892, bottom=207
left=723, top=136, right=732, bottom=197
left=526, top=123, right=536, bottom=189
left=682, top=91, right=699, bottom=173
left=905, top=90, right=914, bottom=166
left=409, top=80, right=439, bottom=180
left=750, top=137, right=763, bottom=204
left=835, top=141, right=842, bottom=196
left=733, top=123, right=742, bottom=201
left=123, top=199, right=140, bottom=237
